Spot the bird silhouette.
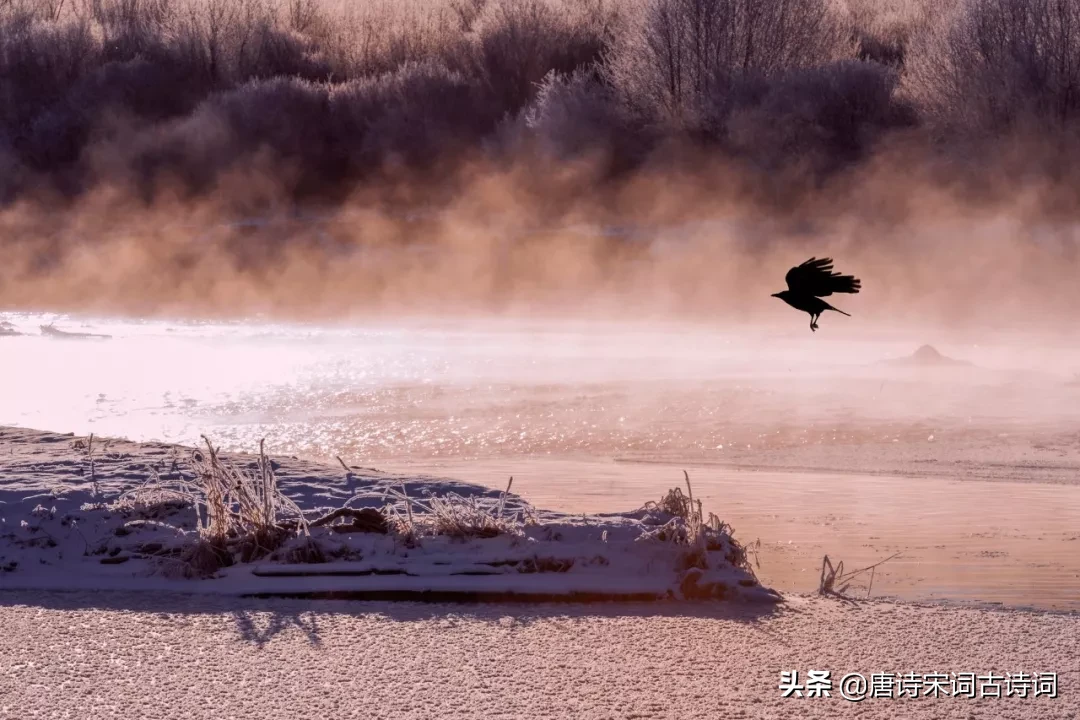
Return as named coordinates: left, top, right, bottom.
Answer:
left=772, top=257, right=861, bottom=332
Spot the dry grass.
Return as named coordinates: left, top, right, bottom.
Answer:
left=381, top=476, right=527, bottom=542
left=109, top=484, right=191, bottom=520
left=180, top=437, right=315, bottom=570
left=188, top=437, right=309, bottom=540
left=109, top=450, right=194, bottom=519
left=118, top=436, right=318, bottom=576
left=640, top=471, right=760, bottom=577
left=818, top=552, right=901, bottom=601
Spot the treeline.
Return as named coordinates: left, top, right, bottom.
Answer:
left=2, top=0, right=1080, bottom=209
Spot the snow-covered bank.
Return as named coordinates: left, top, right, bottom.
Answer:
left=0, top=427, right=776, bottom=603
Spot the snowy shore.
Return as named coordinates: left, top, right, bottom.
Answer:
left=2, top=426, right=1078, bottom=719
left=0, top=427, right=775, bottom=603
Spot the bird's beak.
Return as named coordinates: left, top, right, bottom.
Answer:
left=770, top=293, right=781, bottom=298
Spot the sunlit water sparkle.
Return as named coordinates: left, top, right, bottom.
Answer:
left=3, top=311, right=1080, bottom=607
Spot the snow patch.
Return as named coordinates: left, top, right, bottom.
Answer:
left=0, top=427, right=779, bottom=604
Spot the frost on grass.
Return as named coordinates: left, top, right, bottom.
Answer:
left=381, top=477, right=528, bottom=542
left=0, top=431, right=780, bottom=602
left=116, top=437, right=322, bottom=577
left=635, top=472, right=769, bottom=601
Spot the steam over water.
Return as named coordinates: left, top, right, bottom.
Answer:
left=3, top=311, right=1080, bottom=607
left=5, top=312, right=1080, bottom=459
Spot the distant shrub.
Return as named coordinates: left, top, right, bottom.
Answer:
left=905, top=0, right=1080, bottom=134
left=845, top=0, right=946, bottom=68
left=125, top=77, right=332, bottom=199
left=452, top=0, right=612, bottom=114
left=523, top=68, right=630, bottom=160
left=604, top=0, right=855, bottom=130
left=0, top=14, right=99, bottom=142
left=725, top=60, right=915, bottom=171
left=234, top=22, right=333, bottom=81
left=118, top=61, right=481, bottom=201
left=330, top=60, right=482, bottom=170
left=307, top=0, right=454, bottom=78
left=1, top=0, right=1079, bottom=205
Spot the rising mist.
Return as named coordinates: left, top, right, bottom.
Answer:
left=2, top=0, right=1080, bottom=331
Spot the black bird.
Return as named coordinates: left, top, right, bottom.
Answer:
left=772, top=257, right=861, bottom=332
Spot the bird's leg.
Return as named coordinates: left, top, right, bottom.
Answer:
left=809, top=314, right=817, bottom=332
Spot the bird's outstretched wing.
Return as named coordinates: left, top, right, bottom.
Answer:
left=785, top=257, right=861, bottom=297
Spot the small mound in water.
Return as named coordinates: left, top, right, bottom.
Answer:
left=881, top=344, right=971, bottom=367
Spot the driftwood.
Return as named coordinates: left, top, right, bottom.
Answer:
left=40, top=324, right=112, bottom=340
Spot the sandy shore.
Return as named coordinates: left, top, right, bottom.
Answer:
left=0, top=591, right=1077, bottom=720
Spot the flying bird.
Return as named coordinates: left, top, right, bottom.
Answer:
left=772, top=257, right=861, bottom=332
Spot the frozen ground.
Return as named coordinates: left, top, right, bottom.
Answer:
left=1, top=591, right=1077, bottom=720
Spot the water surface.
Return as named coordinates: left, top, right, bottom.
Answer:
left=3, top=312, right=1079, bottom=608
